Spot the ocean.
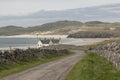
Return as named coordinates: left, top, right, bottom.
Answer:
left=0, top=37, right=107, bottom=50
left=0, top=38, right=83, bottom=49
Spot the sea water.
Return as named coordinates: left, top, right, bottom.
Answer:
left=0, top=38, right=84, bottom=49
left=0, top=37, right=104, bottom=49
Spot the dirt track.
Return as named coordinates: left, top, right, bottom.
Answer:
left=0, top=50, right=84, bottom=80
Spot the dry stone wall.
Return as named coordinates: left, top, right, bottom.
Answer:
left=88, top=41, right=120, bottom=69
left=0, top=48, right=69, bottom=64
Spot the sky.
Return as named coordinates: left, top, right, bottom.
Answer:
left=0, top=0, right=120, bottom=16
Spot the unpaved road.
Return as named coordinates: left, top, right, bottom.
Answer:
left=0, top=50, right=84, bottom=80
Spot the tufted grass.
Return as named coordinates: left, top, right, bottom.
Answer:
left=65, top=52, right=120, bottom=80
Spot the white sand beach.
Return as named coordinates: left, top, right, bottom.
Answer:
left=63, top=38, right=110, bottom=46
left=0, top=35, right=68, bottom=38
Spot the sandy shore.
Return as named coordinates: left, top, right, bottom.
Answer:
left=0, top=45, right=37, bottom=50
left=0, top=35, right=68, bottom=38
left=63, top=38, right=111, bottom=46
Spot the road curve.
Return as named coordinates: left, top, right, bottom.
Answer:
left=0, top=50, right=84, bottom=80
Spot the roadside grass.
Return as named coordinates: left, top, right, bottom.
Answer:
left=65, top=52, right=120, bottom=80
left=0, top=52, right=73, bottom=78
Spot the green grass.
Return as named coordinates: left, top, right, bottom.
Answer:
left=0, top=53, right=72, bottom=78
left=65, top=53, right=120, bottom=80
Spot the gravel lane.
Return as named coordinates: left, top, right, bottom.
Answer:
left=0, top=50, right=84, bottom=80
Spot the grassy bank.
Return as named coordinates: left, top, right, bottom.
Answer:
left=65, top=52, right=120, bottom=80
left=0, top=52, right=72, bottom=78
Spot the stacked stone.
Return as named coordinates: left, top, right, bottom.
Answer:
left=90, top=41, right=120, bottom=69
left=0, top=48, right=69, bottom=64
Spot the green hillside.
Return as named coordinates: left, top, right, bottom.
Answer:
left=0, top=20, right=120, bottom=36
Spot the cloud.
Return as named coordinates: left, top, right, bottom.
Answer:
left=0, top=0, right=120, bottom=16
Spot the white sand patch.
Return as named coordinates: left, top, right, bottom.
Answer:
left=0, top=35, right=68, bottom=38
left=63, top=38, right=110, bottom=46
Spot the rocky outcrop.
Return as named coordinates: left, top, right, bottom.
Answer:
left=67, top=31, right=116, bottom=38
left=0, top=48, right=69, bottom=64
left=88, top=40, right=120, bottom=69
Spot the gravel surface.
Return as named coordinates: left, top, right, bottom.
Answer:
left=0, top=50, right=84, bottom=80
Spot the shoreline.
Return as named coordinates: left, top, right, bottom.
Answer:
left=0, top=38, right=112, bottom=50
left=0, top=45, right=37, bottom=50
left=64, top=38, right=111, bottom=46
left=0, top=35, right=68, bottom=38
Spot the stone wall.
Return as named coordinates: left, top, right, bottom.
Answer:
left=0, top=48, right=69, bottom=64
left=88, top=41, right=120, bottom=69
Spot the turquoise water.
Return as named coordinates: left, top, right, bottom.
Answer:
left=0, top=38, right=81, bottom=48
left=0, top=38, right=38, bottom=48
left=0, top=37, right=106, bottom=49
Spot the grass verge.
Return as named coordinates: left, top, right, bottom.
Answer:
left=65, top=52, right=120, bottom=80
left=0, top=52, right=73, bottom=78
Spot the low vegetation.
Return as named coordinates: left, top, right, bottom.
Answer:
left=0, top=48, right=71, bottom=78
left=65, top=52, right=120, bottom=80
left=0, top=20, right=82, bottom=35
left=0, top=20, right=120, bottom=35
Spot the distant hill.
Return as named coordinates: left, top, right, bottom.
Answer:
left=28, top=20, right=83, bottom=31
left=0, top=26, right=25, bottom=35
left=0, top=20, right=120, bottom=36
left=0, top=3, right=120, bottom=26
left=0, top=20, right=83, bottom=35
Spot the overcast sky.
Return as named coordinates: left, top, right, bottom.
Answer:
left=0, top=0, right=120, bottom=16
